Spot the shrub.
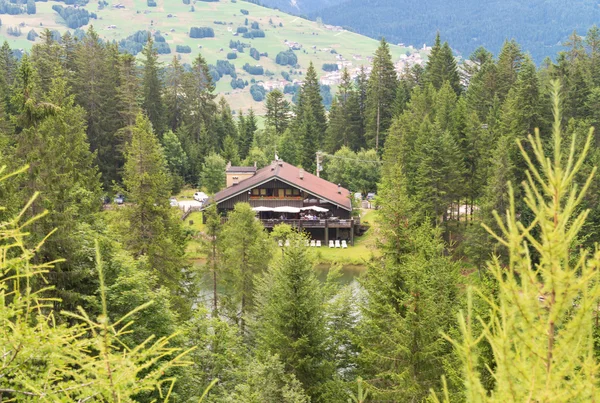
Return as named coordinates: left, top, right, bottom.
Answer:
left=189, top=26, right=215, bottom=38
left=240, top=9, right=249, bottom=15
left=226, top=52, right=237, bottom=59
left=250, top=84, right=266, bottom=101
left=249, top=47, right=260, bottom=60
left=243, top=63, right=264, bottom=75
left=322, top=63, right=338, bottom=72
left=275, top=49, right=297, bottom=66
left=176, top=45, right=191, bottom=53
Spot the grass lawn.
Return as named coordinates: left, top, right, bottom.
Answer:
left=0, top=0, right=424, bottom=115
left=313, top=209, right=380, bottom=265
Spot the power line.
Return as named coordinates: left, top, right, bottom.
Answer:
left=317, top=151, right=383, bottom=164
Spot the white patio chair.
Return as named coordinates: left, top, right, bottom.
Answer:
left=341, top=240, right=348, bottom=249
left=305, top=240, right=310, bottom=246
left=329, top=240, right=334, bottom=248
left=316, top=240, right=321, bottom=247
left=278, top=240, right=283, bottom=247
left=310, top=240, right=316, bottom=247
left=335, top=240, right=341, bottom=248
left=285, top=239, right=290, bottom=247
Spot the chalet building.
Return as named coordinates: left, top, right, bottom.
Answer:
left=204, top=160, right=358, bottom=244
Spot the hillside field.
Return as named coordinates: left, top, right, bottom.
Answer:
left=0, top=0, right=420, bottom=113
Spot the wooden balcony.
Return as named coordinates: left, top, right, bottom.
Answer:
left=259, top=218, right=358, bottom=229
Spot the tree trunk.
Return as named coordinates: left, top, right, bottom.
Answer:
left=212, top=235, right=218, bottom=317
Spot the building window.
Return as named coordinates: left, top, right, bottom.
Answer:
left=260, top=188, right=267, bottom=196
left=284, top=188, right=293, bottom=196
left=251, top=188, right=259, bottom=196
left=293, top=189, right=300, bottom=196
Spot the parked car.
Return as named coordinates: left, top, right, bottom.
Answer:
left=194, top=191, right=208, bottom=203
left=114, top=194, right=125, bottom=204
left=169, top=197, right=179, bottom=207
left=366, top=192, right=376, bottom=201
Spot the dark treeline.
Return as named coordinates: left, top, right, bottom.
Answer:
left=4, top=22, right=600, bottom=402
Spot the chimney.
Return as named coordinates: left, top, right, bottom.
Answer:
left=232, top=176, right=239, bottom=185
left=337, top=184, right=341, bottom=194
left=226, top=161, right=232, bottom=170
left=299, top=168, right=304, bottom=180
left=271, top=161, right=276, bottom=171
left=254, top=161, right=257, bottom=169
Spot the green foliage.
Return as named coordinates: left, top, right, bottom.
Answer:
left=120, top=114, right=190, bottom=314
left=253, top=233, right=333, bottom=399
left=220, top=202, right=273, bottom=334
left=200, top=152, right=226, bottom=194
left=0, top=167, right=191, bottom=401
left=365, top=38, right=398, bottom=151
left=439, top=82, right=600, bottom=402
left=323, top=147, right=380, bottom=195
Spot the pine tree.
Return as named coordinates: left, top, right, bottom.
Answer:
left=265, top=89, right=290, bottom=135
left=325, top=68, right=363, bottom=152
left=496, top=39, right=523, bottom=102
left=253, top=233, right=331, bottom=398
left=72, top=26, right=120, bottom=186
left=425, top=33, right=461, bottom=94
left=359, top=222, right=463, bottom=402
left=164, top=56, right=187, bottom=132
left=439, top=81, right=600, bottom=403
left=121, top=114, right=189, bottom=314
left=115, top=52, right=141, bottom=165
left=365, top=38, right=398, bottom=151
left=184, top=53, right=217, bottom=146
left=141, top=35, right=165, bottom=135
left=219, top=202, right=272, bottom=334
left=299, top=62, right=327, bottom=148
left=13, top=76, right=102, bottom=310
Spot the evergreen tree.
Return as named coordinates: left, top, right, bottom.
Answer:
left=365, top=38, right=398, bottom=151
left=219, top=202, right=272, bottom=334
left=425, top=33, right=461, bottom=94
left=298, top=62, right=327, bottom=148
left=325, top=68, right=363, bottom=152
left=13, top=76, right=102, bottom=310
left=141, top=35, right=165, bottom=135
left=265, top=89, right=291, bottom=135
left=120, top=114, right=189, bottom=314
left=496, top=39, right=523, bottom=102
left=72, top=26, right=120, bottom=186
left=441, top=81, right=600, bottom=403
left=360, top=222, right=463, bottom=401
left=164, top=56, right=187, bottom=132
left=115, top=52, right=141, bottom=168
left=184, top=53, right=216, bottom=147
left=253, top=233, right=332, bottom=399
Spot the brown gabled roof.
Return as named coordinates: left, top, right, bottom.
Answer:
left=208, top=161, right=352, bottom=211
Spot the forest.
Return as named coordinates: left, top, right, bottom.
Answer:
left=3, top=23, right=600, bottom=402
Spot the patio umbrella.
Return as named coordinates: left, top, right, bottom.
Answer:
left=272, top=206, right=301, bottom=213
left=300, top=206, right=329, bottom=212
left=252, top=206, right=274, bottom=212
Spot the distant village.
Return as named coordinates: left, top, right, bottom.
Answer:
left=258, top=37, right=431, bottom=91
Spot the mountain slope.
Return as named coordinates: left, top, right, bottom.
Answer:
left=0, top=0, right=418, bottom=113
left=311, top=0, right=600, bottom=61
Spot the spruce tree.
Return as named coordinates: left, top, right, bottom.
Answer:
left=253, top=233, right=331, bottom=399
left=141, top=35, right=165, bottom=135
left=72, top=26, right=120, bottom=186
left=164, top=56, right=187, bottom=132
left=13, top=76, right=102, bottom=310
left=365, top=38, right=398, bottom=151
left=299, top=62, right=327, bottom=148
left=359, top=222, right=463, bottom=401
left=265, top=89, right=290, bottom=135
left=219, top=202, right=272, bottom=335
left=121, top=114, right=189, bottom=314
left=496, top=39, right=523, bottom=102
left=425, top=33, right=461, bottom=94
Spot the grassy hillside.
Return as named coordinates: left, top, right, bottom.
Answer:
left=0, top=0, right=420, bottom=113
left=310, top=0, right=600, bottom=62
